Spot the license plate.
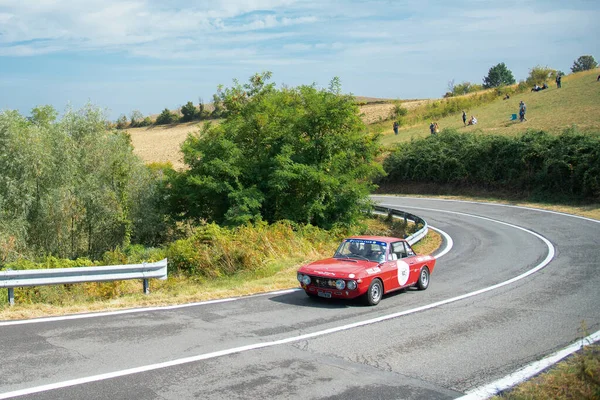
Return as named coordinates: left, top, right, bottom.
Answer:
left=318, top=291, right=332, bottom=298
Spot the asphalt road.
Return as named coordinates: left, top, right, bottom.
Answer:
left=1, top=197, right=599, bottom=400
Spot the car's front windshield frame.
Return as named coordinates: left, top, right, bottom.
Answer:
left=334, top=239, right=387, bottom=263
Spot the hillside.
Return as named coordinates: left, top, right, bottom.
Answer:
left=380, top=69, right=600, bottom=146
left=128, top=69, right=600, bottom=169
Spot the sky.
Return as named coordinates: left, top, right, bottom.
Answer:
left=1, top=0, right=599, bottom=120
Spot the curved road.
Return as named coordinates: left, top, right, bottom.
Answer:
left=1, top=197, right=599, bottom=399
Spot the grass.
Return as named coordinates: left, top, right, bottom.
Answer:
left=493, top=342, right=600, bottom=400
left=376, top=68, right=600, bottom=147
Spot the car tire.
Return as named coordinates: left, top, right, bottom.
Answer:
left=416, top=266, right=430, bottom=290
left=364, top=279, right=383, bottom=306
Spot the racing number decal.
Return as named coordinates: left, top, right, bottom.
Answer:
left=396, top=260, right=410, bottom=286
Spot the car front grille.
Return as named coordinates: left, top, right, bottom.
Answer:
left=310, top=276, right=339, bottom=289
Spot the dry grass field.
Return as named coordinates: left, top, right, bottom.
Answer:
left=128, top=121, right=206, bottom=170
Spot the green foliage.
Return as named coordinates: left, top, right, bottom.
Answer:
left=180, top=101, right=197, bottom=122
left=382, top=128, right=600, bottom=200
left=138, top=117, right=153, bottom=127
left=527, top=65, right=557, bottom=86
left=571, top=55, right=598, bottom=72
left=155, top=108, right=178, bottom=125
left=168, top=72, right=384, bottom=229
left=483, top=62, right=516, bottom=88
left=0, top=104, right=169, bottom=262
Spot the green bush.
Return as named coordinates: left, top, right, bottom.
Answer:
left=155, top=108, right=178, bottom=125
left=180, top=101, right=197, bottom=122
left=169, top=72, right=384, bottom=229
left=382, top=128, right=600, bottom=200
left=138, top=117, right=153, bottom=127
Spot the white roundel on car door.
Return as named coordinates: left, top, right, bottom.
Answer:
left=396, top=260, right=410, bottom=286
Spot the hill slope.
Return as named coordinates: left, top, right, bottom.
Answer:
left=381, top=69, right=600, bottom=146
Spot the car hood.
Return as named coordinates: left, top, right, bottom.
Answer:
left=298, top=257, right=378, bottom=279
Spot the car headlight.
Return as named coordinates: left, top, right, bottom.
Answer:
left=297, top=273, right=304, bottom=283
left=302, top=275, right=311, bottom=285
left=335, top=279, right=346, bottom=290
left=346, top=280, right=357, bottom=290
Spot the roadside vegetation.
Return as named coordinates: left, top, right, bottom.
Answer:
left=493, top=342, right=600, bottom=400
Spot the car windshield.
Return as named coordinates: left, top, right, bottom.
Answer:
left=334, top=239, right=387, bottom=263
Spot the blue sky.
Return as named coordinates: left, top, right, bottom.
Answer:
left=1, top=0, right=599, bottom=120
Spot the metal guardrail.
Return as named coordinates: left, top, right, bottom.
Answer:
left=0, top=259, right=168, bottom=306
left=371, top=205, right=429, bottom=246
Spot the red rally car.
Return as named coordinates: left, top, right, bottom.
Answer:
left=297, top=236, right=436, bottom=306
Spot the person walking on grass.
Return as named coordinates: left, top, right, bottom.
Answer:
left=430, top=122, right=436, bottom=135
left=556, top=74, right=562, bottom=88
left=462, top=110, right=467, bottom=126
left=393, top=121, right=399, bottom=135
left=519, top=101, right=527, bottom=122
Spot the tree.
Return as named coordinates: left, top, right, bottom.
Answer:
left=155, top=108, right=177, bottom=125
left=130, top=110, right=144, bottom=127
left=571, top=55, right=598, bottom=72
left=116, top=114, right=128, bottom=129
left=169, top=72, right=384, bottom=228
left=0, top=104, right=168, bottom=260
left=483, top=62, right=516, bottom=88
left=180, top=101, right=197, bottom=122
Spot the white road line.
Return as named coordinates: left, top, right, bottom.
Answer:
left=430, top=226, right=453, bottom=259
left=0, top=210, right=554, bottom=400
left=374, top=195, right=600, bottom=225
left=457, top=330, right=600, bottom=400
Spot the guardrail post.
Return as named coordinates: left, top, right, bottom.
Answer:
left=8, top=288, right=14, bottom=306
left=143, top=279, right=150, bottom=295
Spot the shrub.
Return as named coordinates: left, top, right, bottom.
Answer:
left=526, top=66, right=557, bottom=86
left=116, top=114, right=128, bottom=129
left=382, top=128, right=600, bottom=201
left=155, top=108, right=178, bottom=125
left=180, top=101, right=197, bottom=122
left=138, top=117, right=153, bottom=127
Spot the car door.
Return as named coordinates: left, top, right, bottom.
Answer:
left=402, top=241, right=423, bottom=286
left=386, top=241, right=411, bottom=290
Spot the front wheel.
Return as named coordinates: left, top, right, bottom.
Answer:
left=364, top=279, right=383, bottom=306
left=416, top=266, right=430, bottom=290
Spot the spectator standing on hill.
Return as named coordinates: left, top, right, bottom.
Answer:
left=462, top=110, right=467, bottom=126
left=393, top=121, right=399, bottom=135
left=556, top=74, right=562, bottom=88
left=519, top=101, right=527, bottom=122
left=429, top=122, right=436, bottom=135
left=434, top=122, right=440, bottom=134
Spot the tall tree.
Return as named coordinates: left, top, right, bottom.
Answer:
left=170, top=72, right=384, bottom=228
left=571, top=55, right=598, bottom=72
left=483, top=62, right=516, bottom=88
